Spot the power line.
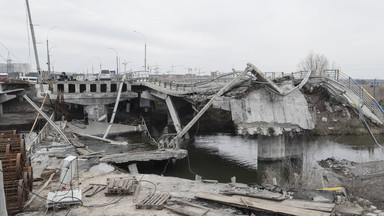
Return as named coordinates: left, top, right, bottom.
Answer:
left=0, top=42, right=22, bottom=62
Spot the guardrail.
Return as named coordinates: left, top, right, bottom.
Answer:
left=131, top=72, right=239, bottom=92
left=293, top=70, right=384, bottom=122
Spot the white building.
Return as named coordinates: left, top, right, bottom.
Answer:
left=0, top=63, right=31, bottom=74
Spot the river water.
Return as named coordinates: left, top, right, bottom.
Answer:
left=85, top=133, right=384, bottom=185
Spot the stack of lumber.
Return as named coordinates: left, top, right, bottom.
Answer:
left=0, top=130, right=32, bottom=214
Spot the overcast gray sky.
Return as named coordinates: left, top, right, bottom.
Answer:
left=1, top=0, right=383, bottom=78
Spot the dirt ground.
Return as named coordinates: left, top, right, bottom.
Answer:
left=21, top=168, right=238, bottom=216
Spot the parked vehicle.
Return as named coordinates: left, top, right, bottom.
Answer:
left=85, top=74, right=99, bottom=81
left=0, top=73, right=9, bottom=82
left=99, top=70, right=111, bottom=80
left=20, top=76, right=37, bottom=83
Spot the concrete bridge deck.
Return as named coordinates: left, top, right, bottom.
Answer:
left=36, top=65, right=383, bottom=139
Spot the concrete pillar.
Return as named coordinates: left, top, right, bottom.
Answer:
left=258, top=135, right=285, bottom=161
left=96, top=83, right=101, bottom=93
left=86, top=83, right=90, bottom=93
left=107, top=83, right=111, bottom=93
left=258, top=135, right=304, bottom=161
left=165, top=96, right=190, bottom=139
left=0, top=161, right=7, bottom=216
left=75, top=83, right=80, bottom=93
left=84, top=104, right=108, bottom=122
left=0, top=103, right=3, bottom=116
left=53, top=84, right=58, bottom=93
left=64, top=83, right=69, bottom=93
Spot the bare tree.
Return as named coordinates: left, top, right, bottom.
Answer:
left=297, top=52, right=329, bottom=72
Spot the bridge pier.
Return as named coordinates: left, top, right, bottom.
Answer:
left=84, top=104, right=108, bottom=122
left=165, top=96, right=190, bottom=140
left=258, top=135, right=303, bottom=161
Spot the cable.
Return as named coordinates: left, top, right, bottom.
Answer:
left=356, top=104, right=384, bottom=148
left=0, top=167, right=51, bottom=203
left=160, top=158, right=171, bottom=176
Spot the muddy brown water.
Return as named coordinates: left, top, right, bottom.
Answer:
left=84, top=133, right=384, bottom=185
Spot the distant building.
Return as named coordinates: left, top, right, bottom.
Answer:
left=0, top=63, right=31, bottom=74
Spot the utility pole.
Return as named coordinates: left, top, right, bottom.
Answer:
left=134, top=31, right=147, bottom=71
left=108, top=48, right=119, bottom=75
left=374, top=78, right=377, bottom=98
left=46, top=27, right=58, bottom=77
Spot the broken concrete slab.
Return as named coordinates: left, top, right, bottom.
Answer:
left=100, top=149, right=188, bottom=163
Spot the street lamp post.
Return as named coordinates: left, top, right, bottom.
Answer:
left=46, top=26, right=58, bottom=76
left=48, top=46, right=57, bottom=75
left=94, top=56, right=102, bottom=72
left=134, top=31, right=147, bottom=71
left=108, top=48, right=119, bottom=75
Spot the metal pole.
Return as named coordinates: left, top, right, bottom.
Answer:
left=46, top=27, right=57, bottom=77
left=23, top=95, right=70, bottom=143
left=46, top=39, right=50, bottom=75
left=29, top=93, right=48, bottom=137
left=134, top=31, right=147, bottom=71
left=103, top=74, right=126, bottom=138
left=108, top=48, right=118, bottom=75
left=374, top=78, right=376, bottom=98
left=25, top=0, right=42, bottom=84
left=116, top=56, right=119, bottom=74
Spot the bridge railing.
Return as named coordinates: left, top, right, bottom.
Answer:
left=292, top=70, right=384, bottom=122
left=131, top=72, right=240, bottom=92
left=264, top=72, right=285, bottom=80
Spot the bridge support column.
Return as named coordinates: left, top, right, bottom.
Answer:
left=64, top=83, right=69, bottom=93
left=165, top=96, right=189, bottom=139
left=84, top=104, right=108, bottom=122
left=258, top=135, right=303, bottom=161
left=258, top=135, right=285, bottom=161
left=0, top=103, right=3, bottom=116
left=75, top=83, right=80, bottom=93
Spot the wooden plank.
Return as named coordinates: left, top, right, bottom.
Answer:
left=233, top=195, right=335, bottom=213
left=164, top=205, right=201, bottom=216
left=107, top=178, right=114, bottom=189
left=118, top=179, right=124, bottom=188
left=220, top=190, right=287, bottom=201
left=195, top=192, right=330, bottom=216
left=274, top=198, right=335, bottom=213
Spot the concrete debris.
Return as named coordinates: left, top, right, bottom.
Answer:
left=321, top=117, right=328, bottom=122
left=291, top=189, right=335, bottom=203
left=318, top=157, right=357, bottom=177
left=89, top=163, right=115, bottom=173
left=324, top=101, right=333, bottom=113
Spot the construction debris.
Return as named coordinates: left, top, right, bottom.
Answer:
left=165, top=199, right=233, bottom=216
left=0, top=130, right=32, bottom=215
left=45, top=189, right=82, bottom=209
left=136, top=192, right=171, bottom=210
left=105, top=177, right=138, bottom=195
left=83, top=183, right=107, bottom=197
left=196, top=192, right=333, bottom=216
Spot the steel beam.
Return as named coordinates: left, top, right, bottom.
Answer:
left=23, top=95, right=70, bottom=143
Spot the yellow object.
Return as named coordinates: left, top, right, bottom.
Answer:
left=317, top=187, right=343, bottom=191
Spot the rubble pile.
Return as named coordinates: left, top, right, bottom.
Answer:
left=318, top=157, right=357, bottom=177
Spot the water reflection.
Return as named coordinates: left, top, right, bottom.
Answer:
left=84, top=132, right=384, bottom=185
